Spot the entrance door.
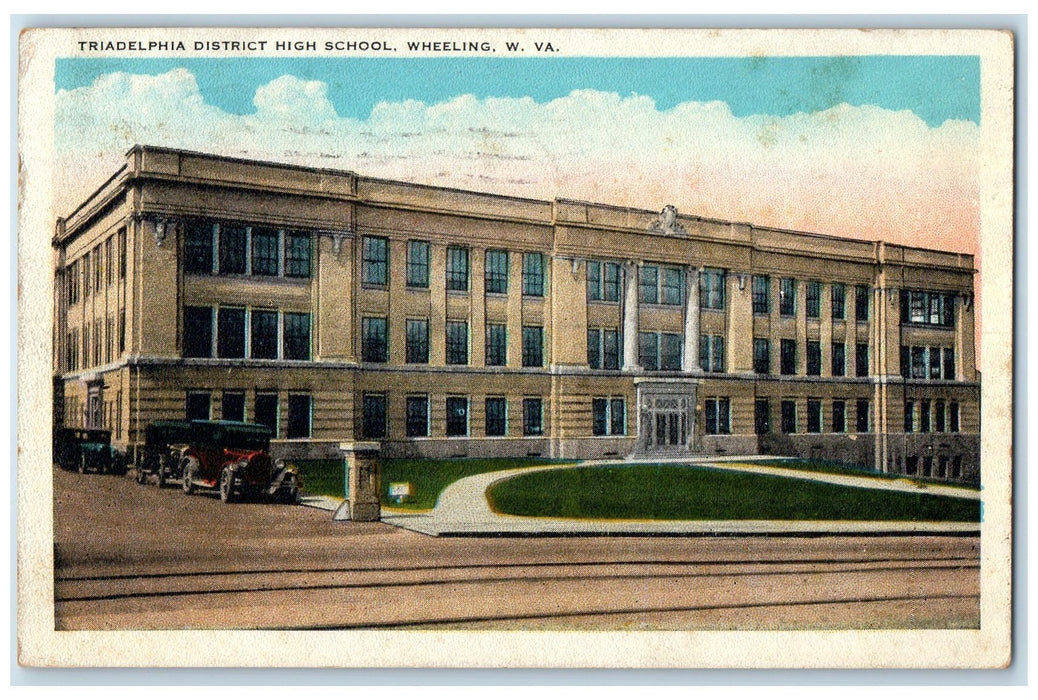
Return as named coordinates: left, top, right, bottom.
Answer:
left=652, top=410, right=687, bottom=449
left=86, top=386, right=103, bottom=429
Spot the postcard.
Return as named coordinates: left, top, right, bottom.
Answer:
left=17, top=26, right=1014, bottom=668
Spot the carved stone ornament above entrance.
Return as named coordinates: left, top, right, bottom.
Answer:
left=648, top=205, right=687, bottom=235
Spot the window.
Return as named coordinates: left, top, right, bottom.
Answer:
left=587, top=329, right=600, bottom=370
left=362, top=236, right=388, bottom=286
left=806, top=281, right=821, bottom=319
left=283, top=312, right=311, bottom=360
left=602, top=329, right=620, bottom=370
left=406, top=396, right=429, bottom=437
left=105, top=237, right=115, bottom=286
left=781, top=400, right=797, bottom=433
left=446, top=320, right=469, bottom=365
left=361, top=317, right=388, bottom=363
left=806, top=341, right=821, bottom=376
left=222, top=391, right=245, bottom=423
left=660, top=333, right=682, bottom=371
left=183, top=306, right=213, bottom=358
left=911, top=346, right=926, bottom=379
left=661, top=267, right=683, bottom=306
left=589, top=328, right=621, bottom=370
left=362, top=393, right=387, bottom=439
left=929, top=346, right=942, bottom=380
left=753, top=275, right=770, bottom=314
left=485, top=397, right=507, bottom=436
left=832, top=400, right=846, bottom=433
left=856, top=399, right=870, bottom=433
left=900, top=290, right=955, bottom=327
left=705, top=398, right=731, bottom=435
left=752, top=338, right=770, bottom=374
left=856, top=343, right=869, bottom=377
left=118, top=229, right=127, bottom=279
left=950, top=402, right=960, bottom=432
left=285, top=231, right=311, bottom=278
left=831, top=283, right=846, bottom=320
left=904, top=401, right=915, bottom=433
left=601, top=262, right=621, bottom=302
left=406, top=319, right=429, bottom=364
left=855, top=285, right=870, bottom=322
left=588, top=261, right=622, bottom=302
left=485, top=249, right=509, bottom=294
left=920, top=400, right=931, bottom=433
left=807, top=399, right=822, bottom=433
left=287, top=394, right=312, bottom=439
left=186, top=391, right=211, bottom=421
left=446, top=246, right=469, bottom=291
left=185, top=220, right=213, bottom=274
left=446, top=397, right=469, bottom=437
left=522, top=398, right=543, bottom=436
left=639, top=332, right=659, bottom=371
left=83, top=252, right=91, bottom=298
left=609, top=398, right=626, bottom=436
left=522, top=253, right=544, bottom=296
left=217, top=307, right=246, bottom=358
left=780, top=278, right=797, bottom=316
left=118, top=308, right=125, bottom=353
left=485, top=323, right=507, bottom=366
left=935, top=400, right=946, bottom=432
left=407, top=241, right=430, bottom=288
left=255, top=393, right=278, bottom=437
left=639, top=265, right=659, bottom=304
left=754, top=399, right=770, bottom=435
left=94, top=246, right=103, bottom=292
left=251, top=309, right=278, bottom=360
left=700, top=268, right=725, bottom=310
left=943, top=348, right=956, bottom=380
left=251, top=227, right=279, bottom=276
left=780, top=339, right=797, bottom=375
left=219, top=224, right=247, bottom=275
left=700, top=335, right=724, bottom=373
left=522, top=326, right=543, bottom=367
left=831, top=342, right=846, bottom=377
left=66, top=261, right=80, bottom=305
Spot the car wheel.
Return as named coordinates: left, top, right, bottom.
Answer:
left=181, top=460, right=195, bottom=495
left=219, top=467, right=235, bottom=504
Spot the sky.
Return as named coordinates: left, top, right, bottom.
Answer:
left=54, top=55, right=981, bottom=261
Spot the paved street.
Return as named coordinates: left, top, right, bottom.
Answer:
left=52, top=466, right=980, bottom=631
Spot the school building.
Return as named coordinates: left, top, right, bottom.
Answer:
left=52, top=145, right=980, bottom=483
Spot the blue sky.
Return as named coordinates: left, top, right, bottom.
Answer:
left=56, top=55, right=980, bottom=127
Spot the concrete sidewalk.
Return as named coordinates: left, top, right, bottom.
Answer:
left=377, top=460, right=981, bottom=538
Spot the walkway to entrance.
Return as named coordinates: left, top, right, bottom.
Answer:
left=378, top=457, right=981, bottom=537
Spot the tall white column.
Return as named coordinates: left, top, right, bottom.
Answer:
left=682, top=267, right=700, bottom=372
left=622, top=260, right=639, bottom=370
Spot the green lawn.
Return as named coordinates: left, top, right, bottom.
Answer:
left=735, top=458, right=980, bottom=489
left=290, top=457, right=570, bottom=510
left=290, top=460, right=346, bottom=498
left=381, top=458, right=571, bottom=510
left=486, top=464, right=980, bottom=522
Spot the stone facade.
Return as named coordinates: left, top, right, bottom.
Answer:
left=52, top=145, right=981, bottom=484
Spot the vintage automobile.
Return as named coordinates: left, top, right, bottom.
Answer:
left=176, top=420, right=300, bottom=504
left=54, top=428, right=127, bottom=475
left=135, top=420, right=193, bottom=487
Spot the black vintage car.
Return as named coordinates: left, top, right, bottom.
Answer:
left=54, top=428, right=127, bottom=474
left=135, top=420, right=193, bottom=486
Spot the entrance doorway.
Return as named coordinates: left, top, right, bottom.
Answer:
left=634, top=379, right=699, bottom=457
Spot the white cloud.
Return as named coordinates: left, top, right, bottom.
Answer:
left=54, top=69, right=979, bottom=255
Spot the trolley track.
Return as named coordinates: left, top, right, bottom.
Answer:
left=52, top=465, right=981, bottom=631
